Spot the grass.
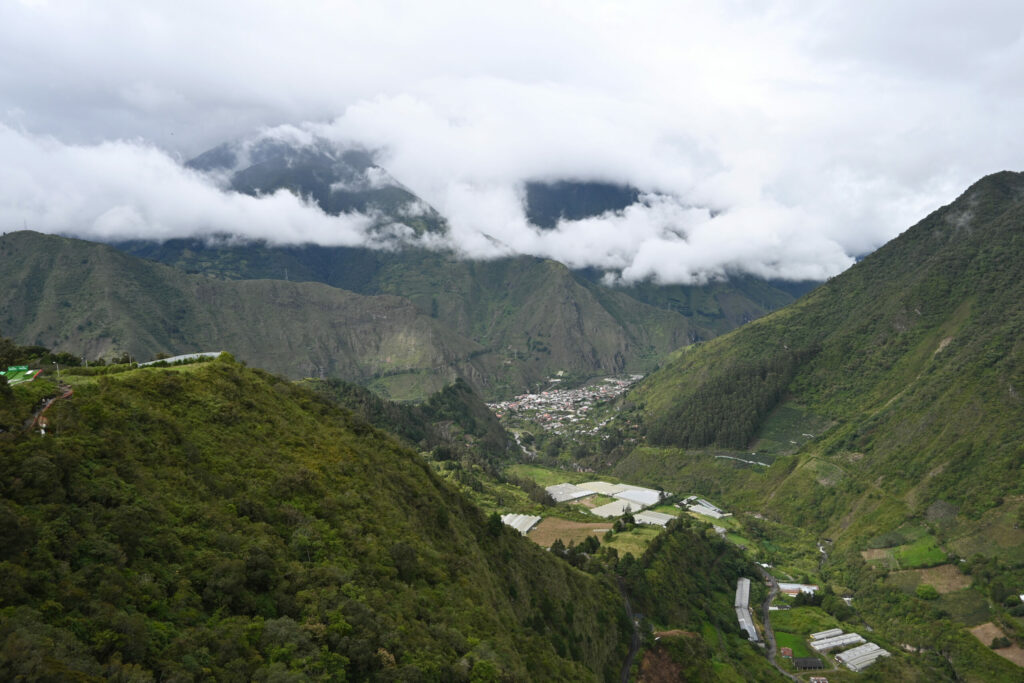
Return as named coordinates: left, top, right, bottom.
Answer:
left=768, top=607, right=841, bottom=636
left=773, top=631, right=811, bottom=658
left=505, top=463, right=591, bottom=487
left=887, top=564, right=971, bottom=595
left=605, top=526, right=663, bottom=558
left=948, top=497, right=1024, bottom=564
left=725, top=532, right=754, bottom=549
left=752, top=402, right=831, bottom=457
left=936, top=589, right=991, bottom=627
left=894, top=534, right=947, bottom=568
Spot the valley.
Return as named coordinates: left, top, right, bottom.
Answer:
left=2, top=171, right=1024, bottom=681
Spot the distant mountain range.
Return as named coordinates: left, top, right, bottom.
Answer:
left=0, top=135, right=816, bottom=400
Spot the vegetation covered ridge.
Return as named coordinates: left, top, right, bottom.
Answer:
left=624, top=169, right=1024, bottom=520
left=0, top=354, right=630, bottom=680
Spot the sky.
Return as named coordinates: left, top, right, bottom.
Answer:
left=2, top=0, right=1023, bottom=284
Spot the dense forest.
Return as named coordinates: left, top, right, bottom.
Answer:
left=0, top=353, right=630, bottom=680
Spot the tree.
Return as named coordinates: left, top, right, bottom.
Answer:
left=486, top=512, right=504, bottom=537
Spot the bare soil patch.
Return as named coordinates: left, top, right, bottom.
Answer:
left=897, top=564, right=970, bottom=593
left=654, top=630, right=698, bottom=638
left=860, top=549, right=890, bottom=561
left=527, top=517, right=611, bottom=548
left=970, top=623, right=1024, bottom=667
left=638, top=645, right=684, bottom=683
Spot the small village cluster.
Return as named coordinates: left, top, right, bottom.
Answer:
left=487, top=375, right=643, bottom=435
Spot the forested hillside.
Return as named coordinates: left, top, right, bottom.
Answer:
left=2, top=229, right=780, bottom=401
left=614, top=169, right=1024, bottom=557
left=0, top=356, right=630, bottom=680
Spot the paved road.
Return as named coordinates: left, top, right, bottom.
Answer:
left=618, top=579, right=641, bottom=683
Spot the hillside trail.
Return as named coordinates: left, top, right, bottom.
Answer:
left=25, top=383, right=73, bottom=433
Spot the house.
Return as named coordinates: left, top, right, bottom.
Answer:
left=780, top=647, right=793, bottom=658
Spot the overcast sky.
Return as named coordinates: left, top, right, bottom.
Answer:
left=2, top=1, right=1023, bottom=284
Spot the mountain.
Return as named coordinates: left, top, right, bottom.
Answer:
left=0, top=231, right=491, bottom=397
left=615, top=170, right=1024, bottom=557
left=187, top=136, right=446, bottom=235
left=0, top=355, right=633, bottom=680
left=524, top=181, right=640, bottom=229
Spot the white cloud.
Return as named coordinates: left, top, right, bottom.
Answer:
left=0, top=124, right=376, bottom=245
left=1, top=1, right=1023, bottom=283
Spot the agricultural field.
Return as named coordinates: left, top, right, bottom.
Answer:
left=886, top=564, right=972, bottom=594
left=773, top=631, right=811, bottom=658
left=506, top=463, right=594, bottom=487
left=528, top=517, right=611, bottom=549
left=894, top=534, right=947, bottom=568
left=861, top=533, right=946, bottom=570
left=970, top=623, right=1024, bottom=667
left=948, top=498, right=1024, bottom=564
left=936, top=590, right=991, bottom=627
left=604, top=526, right=662, bottom=558
left=768, top=607, right=842, bottom=636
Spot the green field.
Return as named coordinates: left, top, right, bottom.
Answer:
left=773, top=631, right=811, bottom=658
left=894, top=534, right=947, bottom=568
left=605, top=526, right=662, bottom=558
left=506, top=463, right=593, bottom=487
left=768, top=607, right=841, bottom=636
left=936, top=589, right=992, bottom=627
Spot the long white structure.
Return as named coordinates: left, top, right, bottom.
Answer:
left=614, top=487, right=664, bottom=507
left=500, top=514, right=541, bottom=535
left=687, top=504, right=727, bottom=519
left=578, top=481, right=627, bottom=495
left=139, top=351, right=222, bottom=366
left=734, top=578, right=758, bottom=642
left=735, top=577, right=751, bottom=609
left=810, top=628, right=844, bottom=641
left=590, top=499, right=636, bottom=518
left=810, top=632, right=865, bottom=653
left=736, top=608, right=758, bottom=642
left=836, top=642, right=890, bottom=672
left=545, top=483, right=595, bottom=503
left=634, top=510, right=675, bottom=527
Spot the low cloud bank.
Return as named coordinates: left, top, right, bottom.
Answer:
left=0, top=119, right=933, bottom=285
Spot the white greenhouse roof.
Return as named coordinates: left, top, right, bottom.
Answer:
left=590, top=499, right=637, bottom=518
left=545, top=483, right=596, bottom=503
left=577, top=481, right=628, bottom=495
left=634, top=510, right=675, bottom=527
left=500, top=514, right=542, bottom=536
left=614, top=487, right=663, bottom=507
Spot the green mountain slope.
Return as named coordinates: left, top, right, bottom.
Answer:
left=115, top=238, right=813, bottom=394
left=0, top=356, right=630, bottom=680
left=619, top=170, right=1024, bottom=550
left=0, top=231, right=495, bottom=399
left=1, top=230, right=708, bottom=400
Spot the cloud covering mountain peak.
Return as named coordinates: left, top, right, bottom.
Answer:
left=1, top=1, right=1021, bottom=283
